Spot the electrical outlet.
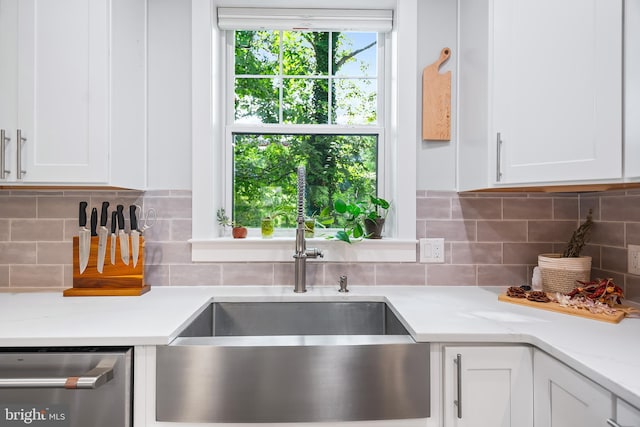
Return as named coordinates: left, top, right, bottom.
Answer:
left=629, top=244, right=640, bottom=275
left=420, top=238, right=445, bottom=263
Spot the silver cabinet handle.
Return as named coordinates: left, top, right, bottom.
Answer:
left=454, top=353, right=462, bottom=419
left=16, top=129, right=26, bottom=179
left=496, top=132, right=503, bottom=182
left=0, top=357, right=116, bottom=390
left=606, top=419, right=622, bottom=427
left=0, top=129, right=9, bottom=178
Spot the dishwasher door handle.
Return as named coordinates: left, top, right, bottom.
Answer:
left=0, top=357, right=117, bottom=389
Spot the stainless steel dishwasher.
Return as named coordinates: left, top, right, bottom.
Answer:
left=0, top=347, right=132, bottom=427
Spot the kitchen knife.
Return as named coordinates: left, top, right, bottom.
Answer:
left=110, top=210, right=117, bottom=265
left=129, top=205, right=140, bottom=268
left=90, top=207, right=98, bottom=237
left=78, top=201, right=90, bottom=274
left=96, top=201, right=109, bottom=273
left=116, top=204, right=129, bottom=265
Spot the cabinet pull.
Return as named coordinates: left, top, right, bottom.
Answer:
left=17, top=129, right=26, bottom=179
left=454, top=353, right=462, bottom=419
left=1, top=129, right=10, bottom=179
left=496, top=132, right=503, bottom=182
left=606, top=419, right=622, bottom=427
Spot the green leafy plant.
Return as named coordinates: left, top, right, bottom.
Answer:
left=329, top=196, right=391, bottom=243
left=216, top=208, right=233, bottom=228
left=364, top=195, right=390, bottom=221
left=217, top=207, right=245, bottom=228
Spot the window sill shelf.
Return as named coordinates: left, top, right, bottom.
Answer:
left=190, top=238, right=418, bottom=263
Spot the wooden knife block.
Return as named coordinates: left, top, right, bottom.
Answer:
left=64, top=236, right=150, bottom=296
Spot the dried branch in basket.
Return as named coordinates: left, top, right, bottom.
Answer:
left=562, top=209, right=593, bottom=258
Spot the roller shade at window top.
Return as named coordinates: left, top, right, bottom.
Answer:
left=217, top=8, right=393, bottom=32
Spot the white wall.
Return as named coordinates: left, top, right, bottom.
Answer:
left=147, top=0, right=193, bottom=190
left=145, top=0, right=460, bottom=191
left=415, top=0, right=458, bottom=191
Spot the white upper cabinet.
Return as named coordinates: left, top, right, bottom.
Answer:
left=625, top=0, right=640, bottom=180
left=0, top=0, right=146, bottom=188
left=458, top=0, right=623, bottom=190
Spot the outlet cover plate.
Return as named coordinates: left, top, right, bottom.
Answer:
left=420, top=238, right=445, bottom=263
left=629, top=244, right=640, bottom=275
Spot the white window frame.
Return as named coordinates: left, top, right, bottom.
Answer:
left=190, top=0, right=418, bottom=263
left=224, top=28, right=387, bottom=233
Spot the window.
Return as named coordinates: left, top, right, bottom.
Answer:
left=191, top=1, right=418, bottom=262
left=229, top=29, right=383, bottom=230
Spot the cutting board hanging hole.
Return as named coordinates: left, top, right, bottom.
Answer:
left=422, top=47, right=452, bottom=141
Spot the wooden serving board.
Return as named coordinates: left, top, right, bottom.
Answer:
left=498, top=293, right=626, bottom=324
left=422, top=47, right=452, bottom=141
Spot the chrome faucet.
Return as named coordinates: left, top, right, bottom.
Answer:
left=294, top=166, right=323, bottom=293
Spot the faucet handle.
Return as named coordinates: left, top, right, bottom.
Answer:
left=306, top=248, right=323, bottom=259
left=338, top=275, right=348, bottom=293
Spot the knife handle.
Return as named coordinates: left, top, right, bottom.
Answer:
left=111, top=211, right=117, bottom=234
left=100, top=201, right=110, bottom=227
left=79, top=201, right=88, bottom=227
left=116, top=205, right=125, bottom=231
left=90, top=208, right=98, bottom=236
left=129, top=205, right=138, bottom=231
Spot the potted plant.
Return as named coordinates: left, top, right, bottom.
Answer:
left=260, top=206, right=293, bottom=239
left=330, top=196, right=391, bottom=243
left=538, top=209, right=593, bottom=293
left=362, top=196, right=390, bottom=239
left=216, top=208, right=247, bottom=239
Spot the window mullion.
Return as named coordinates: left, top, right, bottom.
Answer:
left=278, top=30, right=284, bottom=124
left=328, top=31, right=333, bottom=125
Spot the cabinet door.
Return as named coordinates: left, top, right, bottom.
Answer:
left=625, top=0, right=640, bottom=180
left=443, top=346, right=533, bottom=427
left=533, top=350, right=613, bottom=427
left=0, top=0, right=18, bottom=181
left=613, top=398, right=640, bottom=426
left=16, top=0, right=109, bottom=183
left=492, top=0, right=622, bottom=185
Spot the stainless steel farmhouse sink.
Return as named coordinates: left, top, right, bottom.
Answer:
left=156, top=301, right=430, bottom=423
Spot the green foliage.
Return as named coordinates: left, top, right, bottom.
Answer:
left=329, top=196, right=389, bottom=243
left=365, top=196, right=391, bottom=220
left=232, top=30, right=380, bottom=229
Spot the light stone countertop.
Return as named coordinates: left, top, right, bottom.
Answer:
left=0, top=285, right=639, bottom=408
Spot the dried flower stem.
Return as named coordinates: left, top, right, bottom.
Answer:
left=562, top=209, right=593, bottom=257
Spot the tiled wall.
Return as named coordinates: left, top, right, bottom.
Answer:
left=1, top=188, right=639, bottom=302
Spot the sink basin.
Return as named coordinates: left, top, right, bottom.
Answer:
left=178, top=301, right=410, bottom=336
left=156, top=301, right=430, bottom=424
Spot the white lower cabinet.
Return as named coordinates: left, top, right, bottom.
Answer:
left=611, top=398, right=640, bottom=427
left=533, top=349, right=614, bottom=427
left=443, top=345, right=533, bottom=427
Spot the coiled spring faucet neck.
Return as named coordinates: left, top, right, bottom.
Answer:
left=294, top=166, right=323, bottom=293
left=297, top=166, right=306, bottom=225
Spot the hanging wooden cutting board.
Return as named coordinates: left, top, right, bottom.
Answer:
left=422, top=47, right=452, bottom=141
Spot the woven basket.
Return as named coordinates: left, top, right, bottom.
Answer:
left=538, top=253, right=591, bottom=294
